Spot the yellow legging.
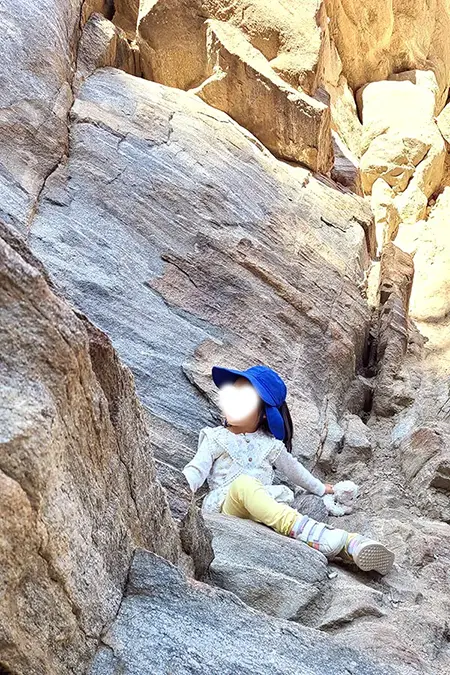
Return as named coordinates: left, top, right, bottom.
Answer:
left=221, top=474, right=300, bottom=537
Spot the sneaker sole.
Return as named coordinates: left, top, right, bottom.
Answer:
left=353, top=541, right=395, bottom=575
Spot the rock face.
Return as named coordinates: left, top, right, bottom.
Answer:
left=89, top=548, right=404, bottom=675
left=325, top=0, right=450, bottom=110
left=19, top=61, right=450, bottom=675
left=372, top=243, right=415, bottom=417
left=396, top=186, right=450, bottom=324
left=0, top=223, right=210, bottom=674
left=3, top=1, right=450, bottom=674
left=194, top=19, right=332, bottom=172
left=30, top=67, right=372, bottom=473
left=358, top=75, right=445, bottom=235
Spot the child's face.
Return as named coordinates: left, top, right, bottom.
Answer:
left=218, top=377, right=262, bottom=428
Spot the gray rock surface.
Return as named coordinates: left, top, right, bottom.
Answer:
left=29, top=67, right=372, bottom=475
left=89, top=548, right=403, bottom=675
left=0, top=223, right=211, bottom=674
left=206, top=514, right=329, bottom=621
left=291, top=492, right=330, bottom=522
left=0, top=0, right=82, bottom=230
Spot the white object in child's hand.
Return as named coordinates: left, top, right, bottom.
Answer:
left=323, top=480, right=359, bottom=516
left=218, top=383, right=260, bottom=423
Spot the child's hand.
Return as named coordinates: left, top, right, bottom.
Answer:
left=324, top=483, right=334, bottom=494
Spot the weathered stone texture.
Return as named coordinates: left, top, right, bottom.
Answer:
left=0, top=223, right=208, bottom=674
left=0, top=0, right=83, bottom=231
left=89, top=549, right=405, bottom=675
left=30, top=68, right=372, bottom=473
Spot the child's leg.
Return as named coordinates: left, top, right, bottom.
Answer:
left=221, top=474, right=299, bottom=536
left=221, top=475, right=394, bottom=575
left=222, top=476, right=348, bottom=554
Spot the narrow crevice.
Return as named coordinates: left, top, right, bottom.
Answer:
left=26, top=0, right=88, bottom=238
left=0, top=665, right=18, bottom=675
left=105, top=0, right=115, bottom=21
left=361, top=319, right=379, bottom=379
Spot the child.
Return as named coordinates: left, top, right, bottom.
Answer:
left=182, top=364, right=395, bottom=575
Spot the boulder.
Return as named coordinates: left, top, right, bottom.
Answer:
left=89, top=548, right=404, bottom=675
left=138, top=0, right=208, bottom=90
left=137, top=0, right=333, bottom=171
left=358, top=77, right=445, bottom=226
left=325, top=0, right=450, bottom=110
left=138, top=0, right=329, bottom=96
left=74, top=13, right=139, bottom=93
left=194, top=19, right=333, bottom=172
left=0, top=223, right=210, bottom=674
left=205, top=513, right=329, bottom=622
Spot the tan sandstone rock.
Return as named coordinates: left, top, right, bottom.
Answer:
left=194, top=19, right=332, bottom=171
left=113, top=0, right=140, bottom=38
left=137, top=0, right=333, bottom=171
left=81, top=0, right=114, bottom=24
left=203, top=0, right=328, bottom=96
left=358, top=76, right=446, bottom=229
left=437, top=101, right=450, bottom=144
left=74, top=13, right=139, bottom=93
left=138, top=0, right=329, bottom=96
left=371, top=178, right=400, bottom=253
left=325, top=0, right=450, bottom=112
left=396, top=187, right=450, bottom=323
left=322, top=26, right=362, bottom=160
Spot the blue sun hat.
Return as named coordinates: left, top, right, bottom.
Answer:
left=211, top=364, right=287, bottom=440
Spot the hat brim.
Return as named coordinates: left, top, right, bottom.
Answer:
left=265, top=404, right=285, bottom=440
left=212, top=366, right=273, bottom=404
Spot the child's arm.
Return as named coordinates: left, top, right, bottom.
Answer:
left=182, top=429, right=215, bottom=493
left=274, top=445, right=331, bottom=496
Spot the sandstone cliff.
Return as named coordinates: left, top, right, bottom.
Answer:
left=1, top=0, right=450, bottom=674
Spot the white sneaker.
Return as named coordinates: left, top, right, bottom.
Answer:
left=341, top=534, right=395, bottom=575
left=292, top=519, right=395, bottom=574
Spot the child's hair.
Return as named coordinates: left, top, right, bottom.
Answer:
left=258, top=401, right=294, bottom=453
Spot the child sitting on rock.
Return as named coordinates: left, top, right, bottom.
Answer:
left=182, top=364, right=394, bottom=575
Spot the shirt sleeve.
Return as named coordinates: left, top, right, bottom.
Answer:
left=273, top=444, right=326, bottom=497
left=182, top=428, right=215, bottom=493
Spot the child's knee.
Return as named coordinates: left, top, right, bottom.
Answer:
left=229, top=474, right=261, bottom=498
